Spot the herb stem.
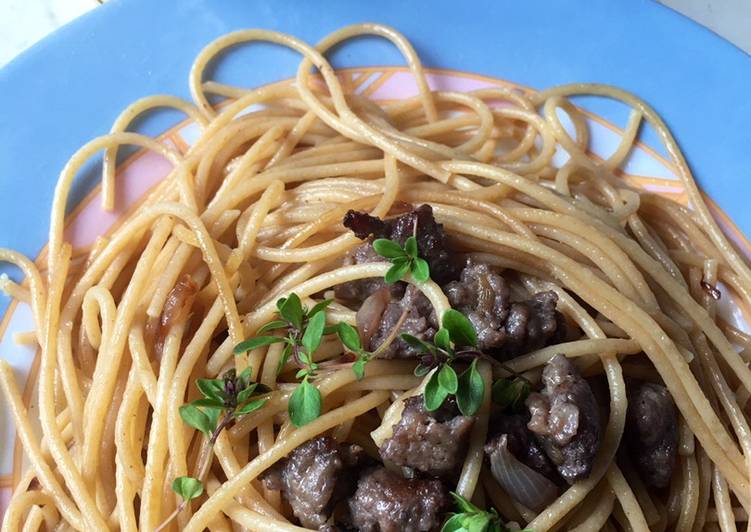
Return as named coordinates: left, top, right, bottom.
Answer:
left=155, top=411, right=233, bottom=532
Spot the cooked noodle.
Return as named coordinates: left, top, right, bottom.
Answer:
left=1, top=23, right=750, bottom=532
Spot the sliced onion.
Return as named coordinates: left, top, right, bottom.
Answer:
left=487, top=434, right=559, bottom=513
left=356, top=287, right=391, bottom=348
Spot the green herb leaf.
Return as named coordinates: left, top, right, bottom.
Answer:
left=289, top=376, right=322, bottom=427
left=442, top=309, right=477, bottom=348
left=457, top=359, right=484, bottom=416
left=172, top=476, right=203, bottom=502
left=301, top=310, right=326, bottom=355
left=204, top=406, right=222, bottom=430
left=491, top=377, right=531, bottom=413
left=424, top=369, right=449, bottom=411
left=352, top=356, right=368, bottom=380
left=441, top=514, right=466, bottom=532
left=401, top=333, right=436, bottom=353
left=277, top=343, right=293, bottom=374
left=434, top=327, right=451, bottom=351
left=414, top=363, right=432, bottom=377
left=236, top=383, right=258, bottom=404
left=296, top=368, right=309, bottom=379
left=257, top=320, right=289, bottom=334
left=373, top=238, right=406, bottom=259
left=191, top=398, right=224, bottom=409
left=233, top=335, right=285, bottom=355
left=411, top=257, right=430, bottom=282
left=308, top=299, right=333, bottom=318
left=237, top=367, right=253, bottom=388
left=235, top=399, right=267, bottom=416
left=196, top=378, right=226, bottom=401
left=451, top=492, right=482, bottom=515
left=438, top=364, right=459, bottom=394
left=385, top=261, right=411, bottom=284
left=179, top=404, right=215, bottom=436
left=279, top=293, right=304, bottom=329
left=404, top=236, right=419, bottom=258
left=466, top=513, right=492, bottom=532
left=337, top=322, right=362, bottom=353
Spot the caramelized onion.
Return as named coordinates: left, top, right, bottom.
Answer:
left=486, top=434, right=559, bottom=512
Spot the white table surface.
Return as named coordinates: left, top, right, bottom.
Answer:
left=0, top=0, right=749, bottom=68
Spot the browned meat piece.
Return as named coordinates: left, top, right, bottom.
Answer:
left=336, top=205, right=461, bottom=300
left=362, top=285, right=438, bottom=359
left=261, top=436, right=365, bottom=529
left=334, top=243, right=401, bottom=302
left=444, top=261, right=564, bottom=358
left=526, top=354, right=601, bottom=483
left=348, top=467, right=449, bottom=532
left=380, top=396, right=474, bottom=477
left=626, top=382, right=678, bottom=488
left=488, top=414, right=559, bottom=481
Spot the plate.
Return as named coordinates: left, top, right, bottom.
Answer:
left=2, top=0, right=751, bottom=516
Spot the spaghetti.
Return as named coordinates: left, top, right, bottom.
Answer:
left=1, top=23, right=750, bottom=532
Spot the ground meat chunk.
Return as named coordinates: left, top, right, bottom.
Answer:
left=358, top=285, right=438, bottom=359
left=261, top=436, right=365, bottom=529
left=626, top=382, right=678, bottom=488
left=488, top=414, right=559, bottom=481
left=444, top=261, right=564, bottom=357
left=526, top=354, right=601, bottom=483
left=342, top=204, right=460, bottom=286
left=334, top=243, right=401, bottom=302
left=348, top=467, right=449, bottom=532
left=380, top=396, right=474, bottom=477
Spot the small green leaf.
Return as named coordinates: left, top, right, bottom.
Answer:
left=438, top=364, right=458, bottom=394
left=279, top=293, right=304, bottom=329
left=191, top=397, right=224, bottom=409
left=257, top=320, right=289, bottom=334
left=179, top=404, right=214, bottom=436
left=233, top=335, right=285, bottom=355
left=411, top=257, right=430, bottom=282
left=466, top=513, right=492, bottom=532
left=404, top=236, right=419, bottom=258
left=352, top=357, right=367, bottom=380
left=172, top=476, right=203, bottom=502
left=289, top=377, right=322, bottom=427
left=401, top=333, right=435, bottom=353
left=442, top=309, right=477, bottom=348
left=457, top=359, right=484, bottom=416
left=237, top=367, right=253, bottom=388
left=414, top=363, right=432, bottom=377
left=296, top=368, right=309, bottom=379
left=308, top=299, right=333, bottom=318
left=385, top=261, right=411, bottom=284
left=196, top=378, right=225, bottom=401
left=373, top=238, right=406, bottom=259
left=492, top=377, right=531, bottom=413
left=441, top=514, right=466, bottom=532
left=337, top=322, right=362, bottom=352
left=276, top=297, right=287, bottom=311
left=434, top=328, right=451, bottom=351
left=235, top=399, right=267, bottom=416
left=204, top=406, right=222, bottom=430
left=424, top=369, right=449, bottom=411
left=301, top=310, right=326, bottom=355
left=298, top=348, right=312, bottom=366
left=236, top=383, right=258, bottom=404
left=277, top=343, right=293, bottom=374
left=451, top=492, right=482, bottom=514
